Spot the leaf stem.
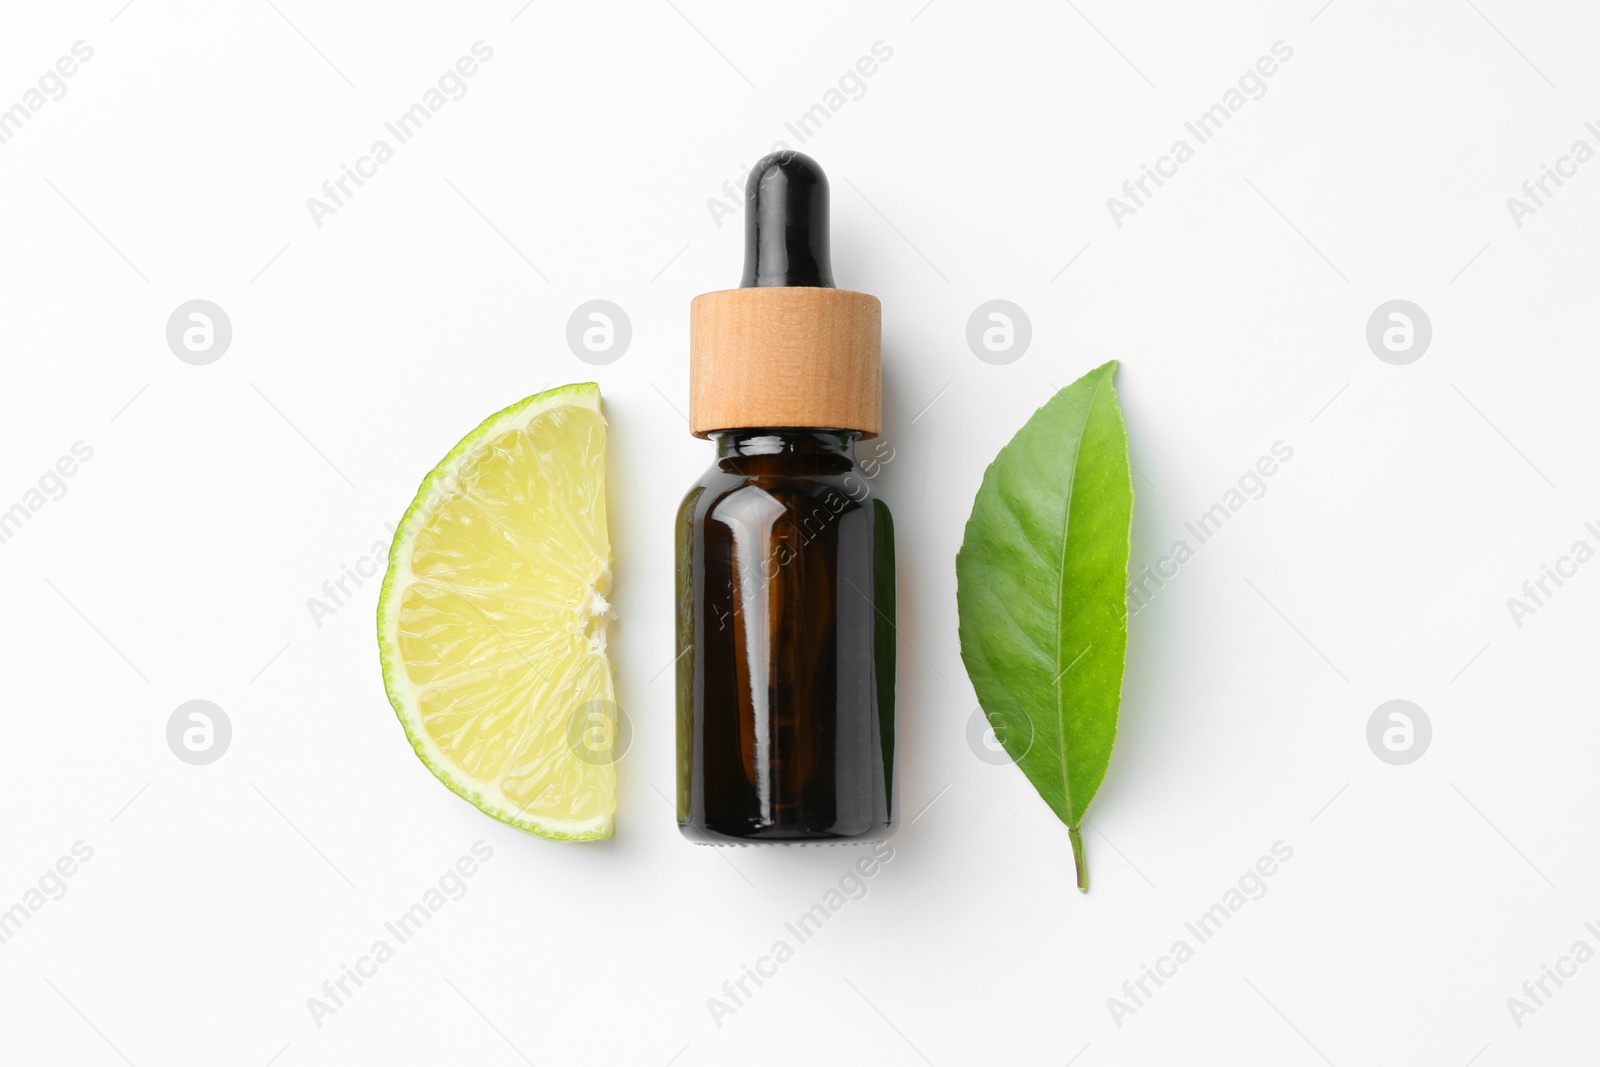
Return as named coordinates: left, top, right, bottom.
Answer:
left=1069, top=825, right=1088, bottom=893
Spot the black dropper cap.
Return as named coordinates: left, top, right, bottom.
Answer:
left=739, top=151, right=835, bottom=289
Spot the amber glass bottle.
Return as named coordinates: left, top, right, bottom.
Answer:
left=676, top=152, right=896, bottom=843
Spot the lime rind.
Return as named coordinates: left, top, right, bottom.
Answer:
left=376, top=382, right=614, bottom=842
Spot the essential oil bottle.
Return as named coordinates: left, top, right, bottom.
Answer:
left=675, top=151, right=896, bottom=844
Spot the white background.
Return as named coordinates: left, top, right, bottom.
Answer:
left=1, top=1, right=1597, bottom=1064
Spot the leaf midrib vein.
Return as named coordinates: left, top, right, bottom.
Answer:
left=1051, top=371, right=1110, bottom=825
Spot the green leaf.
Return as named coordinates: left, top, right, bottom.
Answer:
left=955, top=361, right=1133, bottom=893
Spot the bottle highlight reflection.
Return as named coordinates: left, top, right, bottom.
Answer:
left=676, top=430, right=896, bottom=842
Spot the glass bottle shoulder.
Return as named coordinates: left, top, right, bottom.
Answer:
left=677, top=430, right=888, bottom=527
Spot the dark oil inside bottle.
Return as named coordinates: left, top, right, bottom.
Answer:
left=676, top=429, right=896, bottom=843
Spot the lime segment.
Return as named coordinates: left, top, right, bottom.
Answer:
left=377, top=383, right=616, bottom=841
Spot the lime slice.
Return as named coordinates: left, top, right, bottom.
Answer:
left=377, top=382, right=616, bottom=841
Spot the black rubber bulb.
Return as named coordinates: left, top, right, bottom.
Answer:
left=739, top=150, right=835, bottom=289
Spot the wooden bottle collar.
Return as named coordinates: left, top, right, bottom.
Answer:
left=689, top=286, right=881, bottom=439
